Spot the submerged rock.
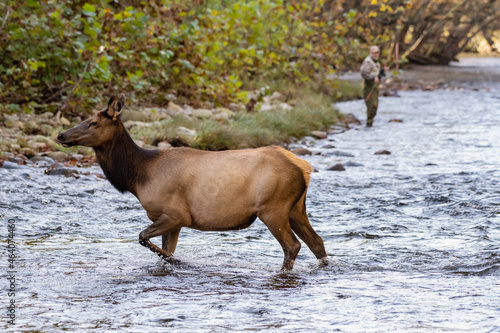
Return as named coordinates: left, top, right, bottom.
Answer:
left=375, top=150, right=391, bottom=155
left=344, top=161, right=364, bottom=167
left=30, top=156, right=55, bottom=165
left=326, top=163, right=346, bottom=171
left=1, top=161, right=28, bottom=170
left=44, top=163, right=79, bottom=177
left=291, top=148, right=312, bottom=156
left=326, top=151, right=355, bottom=157
left=343, top=113, right=362, bottom=126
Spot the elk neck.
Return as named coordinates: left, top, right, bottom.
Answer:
left=93, top=121, right=161, bottom=196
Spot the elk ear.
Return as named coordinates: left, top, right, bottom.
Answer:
left=104, top=94, right=125, bottom=120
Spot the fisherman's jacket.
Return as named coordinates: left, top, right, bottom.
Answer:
left=360, top=56, right=381, bottom=81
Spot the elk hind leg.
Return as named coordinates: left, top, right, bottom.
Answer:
left=289, top=201, right=328, bottom=265
left=161, top=228, right=182, bottom=265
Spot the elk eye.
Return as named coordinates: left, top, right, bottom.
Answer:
left=90, top=121, right=98, bottom=126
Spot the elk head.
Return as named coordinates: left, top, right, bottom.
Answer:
left=57, top=94, right=125, bottom=148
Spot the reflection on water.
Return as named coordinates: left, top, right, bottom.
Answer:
left=2, top=61, right=500, bottom=331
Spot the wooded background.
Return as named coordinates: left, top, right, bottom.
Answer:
left=1, top=0, right=498, bottom=116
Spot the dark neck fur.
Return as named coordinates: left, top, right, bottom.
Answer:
left=94, top=122, right=160, bottom=195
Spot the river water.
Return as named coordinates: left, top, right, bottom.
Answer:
left=2, top=61, right=500, bottom=332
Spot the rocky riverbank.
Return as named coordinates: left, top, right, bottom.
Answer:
left=0, top=87, right=348, bottom=175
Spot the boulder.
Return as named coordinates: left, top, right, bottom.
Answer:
left=59, top=117, right=71, bottom=126
left=343, top=113, right=361, bottom=125
left=20, top=148, right=35, bottom=158
left=134, top=140, right=145, bottom=148
left=344, top=161, right=364, bottom=167
left=259, top=103, right=273, bottom=111
left=278, top=103, right=292, bottom=111
left=167, top=102, right=184, bottom=116
left=192, top=108, right=213, bottom=118
left=123, top=121, right=151, bottom=130
left=141, top=107, right=170, bottom=122
left=291, top=148, right=312, bottom=156
left=40, top=124, right=54, bottom=135
left=215, top=107, right=234, bottom=117
left=30, top=156, right=55, bottom=165
left=44, top=163, right=78, bottom=177
left=69, top=154, right=84, bottom=162
left=1, top=161, right=28, bottom=170
left=215, top=113, right=230, bottom=121
left=326, top=163, right=346, bottom=171
left=120, top=110, right=148, bottom=122
left=47, top=151, right=69, bottom=162
left=270, top=91, right=286, bottom=102
left=157, top=141, right=172, bottom=150
left=311, top=131, right=328, bottom=139
left=326, top=151, right=355, bottom=157
left=32, top=142, right=48, bottom=150
left=175, top=126, right=197, bottom=140
left=24, top=120, right=40, bottom=134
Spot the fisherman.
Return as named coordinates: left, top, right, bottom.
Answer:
left=360, top=46, right=387, bottom=127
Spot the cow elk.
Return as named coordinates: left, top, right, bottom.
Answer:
left=57, top=94, right=328, bottom=270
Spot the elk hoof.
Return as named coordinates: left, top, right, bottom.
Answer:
left=163, top=256, right=181, bottom=265
left=318, top=257, right=329, bottom=267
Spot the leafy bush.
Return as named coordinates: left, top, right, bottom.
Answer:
left=0, top=0, right=411, bottom=116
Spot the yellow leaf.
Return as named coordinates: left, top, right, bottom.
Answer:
left=368, top=11, right=377, bottom=18
left=371, top=0, right=377, bottom=4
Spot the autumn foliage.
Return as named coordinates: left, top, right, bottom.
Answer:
left=0, top=0, right=497, bottom=116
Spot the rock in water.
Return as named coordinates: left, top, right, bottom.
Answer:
left=311, top=131, right=328, bottom=139
left=291, top=148, right=312, bottom=156
left=326, top=164, right=346, bottom=171
left=375, top=150, right=391, bottom=155
left=343, top=113, right=361, bottom=126
left=326, top=151, right=355, bottom=157
left=344, top=161, right=364, bottom=167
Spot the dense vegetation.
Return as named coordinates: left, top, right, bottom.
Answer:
left=0, top=0, right=498, bottom=117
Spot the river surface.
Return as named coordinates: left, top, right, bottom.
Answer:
left=2, top=61, right=500, bottom=332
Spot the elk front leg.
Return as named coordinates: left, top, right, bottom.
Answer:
left=139, top=211, right=187, bottom=263
left=260, top=211, right=301, bottom=271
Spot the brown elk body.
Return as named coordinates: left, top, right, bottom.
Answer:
left=57, top=94, right=328, bottom=270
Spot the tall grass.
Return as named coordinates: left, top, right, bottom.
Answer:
left=131, top=86, right=342, bottom=151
